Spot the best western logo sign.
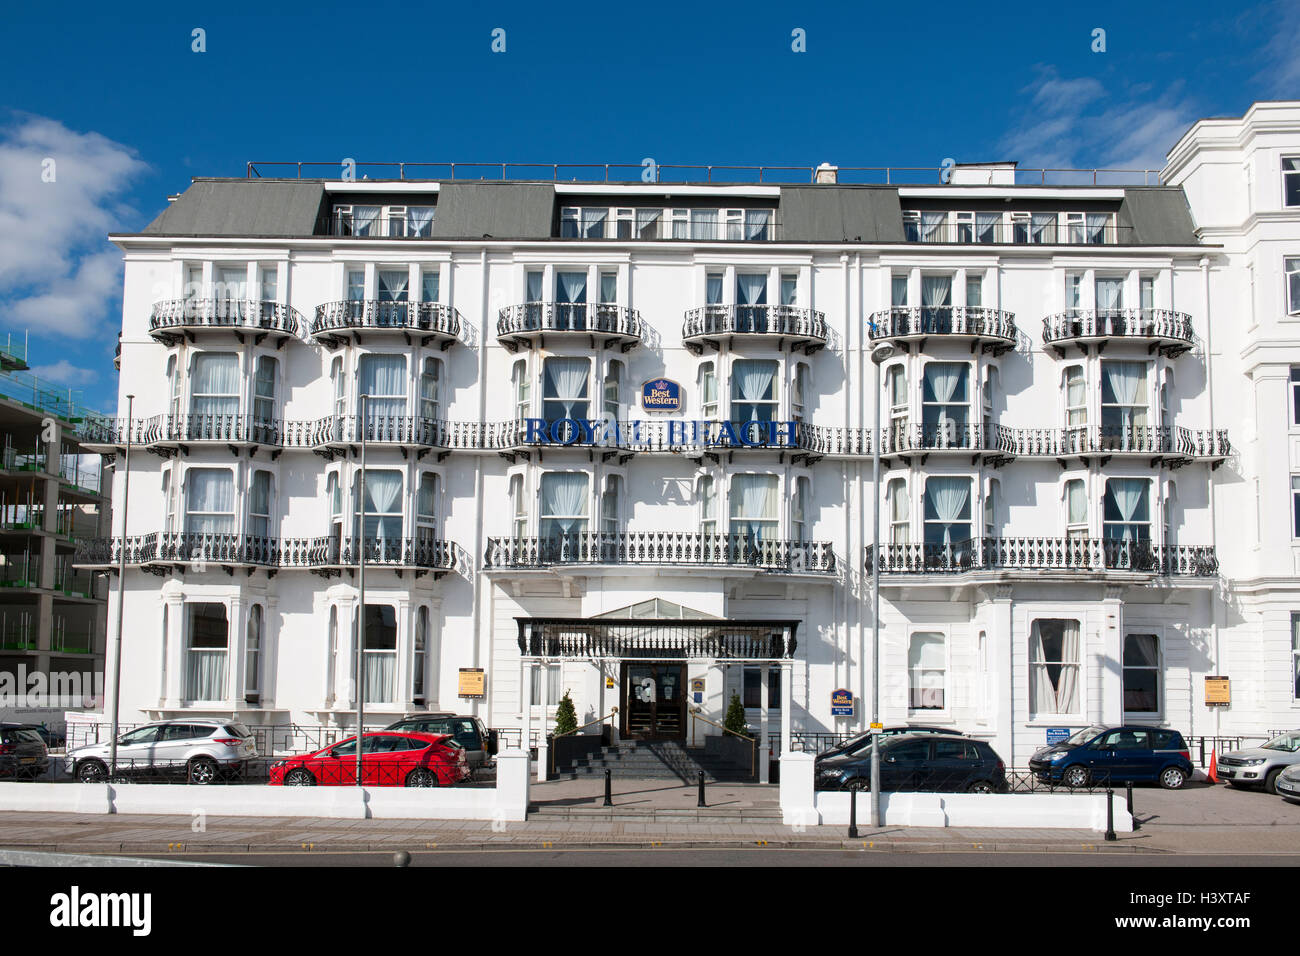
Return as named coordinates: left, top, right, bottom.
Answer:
left=641, top=378, right=683, bottom=412
left=524, top=418, right=798, bottom=447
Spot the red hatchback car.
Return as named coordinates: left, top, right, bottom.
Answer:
left=269, top=732, right=468, bottom=787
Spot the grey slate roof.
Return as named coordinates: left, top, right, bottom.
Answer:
left=431, top=183, right=554, bottom=239
left=1118, top=188, right=1200, bottom=245
left=142, top=180, right=327, bottom=237
left=778, top=186, right=906, bottom=242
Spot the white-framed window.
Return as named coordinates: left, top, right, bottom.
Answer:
left=346, top=269, right=366, bottom=300
left=792, top=364, right=807, bottom=423
left=214, top=265, right=246, bottom=302
left=599, top=271, right=617, bottom=304
left=902, top=210, right=921, bottom=242
left=1030, top=212, right=1057, bottom=244
left=888, top=478, right=909, bottom=544
left=891, top=275, right=909, bottom=306
left=1140, top=275, right=1155, bottom=311
left=613, top=208, right=633, bottom=239
left=249, top=470, right=272, bottom=538
left=513, top=358, right=530, bottom=419
left=190, top=353, right=239, bottom=418
left=604, top=359, right=623, bottom=419
left=356, top=603, right=397, bottom=704
left=983, top=479, right=998, bottom=538
left=525, top=270, right=543, bottom=302
left=1100, top=360, right=1149, bottom=447
left=1123, top=633, right=1161, bottom=716
left=416, top=473, right=439, bottom=546
left=699, top=361, right=718, bottom=419
left=1010, top=211, right=1031, bottom=243
left=560, top=206, right=579, bottom=237
left=1292, top=613, right=1300, bottom=701
left=1284, top=158, right=1300, bottom=208
left=791, top=476, right=810, bottom=541
left=920, top=211, right=945, bottom=242
left=326, top=606, right=338, bottom=705
left=581, top=207, right=607, bottom=239
left=185, top=468, right=235, bottom=535
left=601, top=475, right=622, bottom=537
left=353, top=469, right=404, bottom=545
left=510, top=474, right=528, bottom=539
left=744, top=209, right=772, bottom=240
left=1292, top=476, right=1300, bottom=539
left=735, top=273, right=768, bottom=330
left=184, top=263, right=203, bottom=299
left=730, top=359, right=778, bottom=437
left=966, top=272, right=983, bottom=306
left=167, top=354, right=182, bottom=420
left=420, top=357, right=442, bottom=421
left=186, top=603, right=228, bottom=702
left=358, top=354, right=407, bottom=422
left=333, top=204, right=433, bottom=237
left=1096, top=276, right=1124, bottom=312
left=531, top=665, right=561, bottom=706
left=743, top=667, right=781, bottom=709
left=259, top=263, right=278, bottom=302
left=922, top=362, right=969, bottom=442
left=699, top=475, right=717, bottom=537
left=162, top=467, right=178, bottom=534
left=413, top=606, right=429, bottom=704
left=327, top=472, right=341, bottom=543
left=404, top=206, right=435, bottom=237
left=923, top=476, right=972, bottom=550
left=1065, top=479, right=1088, bottom=539
left=539, top=472, right=589, bottom=543
left=331, top=357, right=347, bottom=421
left=729, top=474, right=778, bottom=541
left=908, top=632, right=946, bottom=710
left=1286, top=258, right=1300, bottom=315
left=1029, top=619, right=1080, bottom=716
left=636, top=208, right=661, bottom=239
left=421, top=269, right=439, bottom=303
left=244, top=604, right=262, bottom=703
left=1066, top=273, right=1083, bottom=309
left=780, top=273, right=798, bottom=306
left=723, top=208, right=744, bottom=240
left=886, top=365, right=908, bottom=431
left=690, top=208, right=719, bottom=240
left=1104, top=478, right=1151, bottom=543
left=1064, top=365, right=1087, bottom=430
left=253, top=355, right=277, bottom=430
left=377, top=269, right=409, bottom=304
left=669, top=208, right=689, bottom=239
left=542, top=357, right=590, bottom=422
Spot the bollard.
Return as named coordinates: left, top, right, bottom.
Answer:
left=697, top=770, right=706, bottom=808
left=848, top=786, right=859, bottom=839
left=603, top=768, right=612, bottom=807
left=1105, top=788, right=1117, bottom=842
left=1126, top=781, right=1138, bottom=831
left=393, top=850, right=411, bottom=868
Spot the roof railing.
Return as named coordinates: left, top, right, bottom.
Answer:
left=245, top=162, right=1163, bottom=187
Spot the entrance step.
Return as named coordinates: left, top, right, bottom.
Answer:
left=528, top=805, right=783, bottom=824
left=551, top=741, right=757, bottom=784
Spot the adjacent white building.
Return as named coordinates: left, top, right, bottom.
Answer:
left=79, top=101, right=1300, bottom=768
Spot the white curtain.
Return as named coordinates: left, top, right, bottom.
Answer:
left=365, top=653, right=396, bottom=703
left=1030, top=620, right=1080, bottom=714
left=406, top=206, right=435, bottom=237
left=691, top=209, right=718, bottom=240
left=926, top=477, right=970, bottom=547
left=1086, top=213, right=1109, bottom=243
left=921, top=212, right=944, bottom=242
left=544, top=358, right=589, bottom=418
left=921, top=276, right=951, bottom=307
left=526, top=271, right=544, bottom=301
left=556, top=272, right=587, bottom=303
left=541, top=473, right=589, bottom=536
left=359, top=470, right=403, bottom=542
left=730, top=474, right=777, bottom=542
left=378, top=270, right=408, bottom=301
left=737, top=274, right=767, bottom=305
left=359, top=355, right=407, bottom=420
left=745, top=209, right=770, bottom=240
left=580, top=208, right=606, bottom=238
left=1031, top=212, right=1055, bottom=242
left=1067, top=481, right=1087, bottom=525
left=909, top=634, right=945, bottom=709
left=1096, top=278, right=1123, bottom=310
left=924, top=363, right=965, bottom=405
left=732, top=360, right=776, bottom=420
left=190, top=354, right=238, bottom=417
left=352, top=206, right=380, bottom=236
left=706, top=274, right=723, bottom=305
left=186, top=650, right=227, bottom=701
left=1107, top=479, right=1148, bottom=541
left=1103, top=361, right=1147, bottom=433
left=185, top=469, right=234, bottom=534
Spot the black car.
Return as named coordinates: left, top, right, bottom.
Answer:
left=0, top=723, right=49, bottom=779
left=816, top=725, right=964, bottom=764
left=384, top=713, right=497, bottom=769
left=815, top=733, right=1006, bottom=793
left=13, top=724, right=65, bottom=750
left=1027, top=724, right=1193, bottom=789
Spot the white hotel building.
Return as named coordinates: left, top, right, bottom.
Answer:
left=79, top=102, right=1300, bottom=769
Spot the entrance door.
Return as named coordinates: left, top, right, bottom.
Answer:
left=621, top=663, right=685, bottom=740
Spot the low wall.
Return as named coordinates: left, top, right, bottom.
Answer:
left=0, top=750, right=530, bottom=822
left=779, top=752, right=1133, bottom=832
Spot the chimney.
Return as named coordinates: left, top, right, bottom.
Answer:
left=814, top=163, right=838, bottom=184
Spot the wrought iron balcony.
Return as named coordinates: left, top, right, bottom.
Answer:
left=484, top=532, right=836, bottom=574
left=867, top=306, right=1018, bottom=355
left=496, top=303, right=642, bottom=353
left=76, top=414, right=285, bottom=452
left=682, top=304, right=828, bottom=355
left=1042, top=308, right=1194, bottom=358
left=991, top=425, right=1231, bottom=466
left=74, top=533, right=463, bottom=576
left=149, top=299, right=301, bottom=345
left=311, top=300, right=461, bottom=348
left=865, top=537, right=1218, bottom=577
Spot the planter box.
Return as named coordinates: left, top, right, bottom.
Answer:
left=704, top=734, right=757, bottom=778
left=550, top=728, right=609, bottom=769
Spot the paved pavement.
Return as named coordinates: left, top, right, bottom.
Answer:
left=0, top=777, right=1296, bottom=858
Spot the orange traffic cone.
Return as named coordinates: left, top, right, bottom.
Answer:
left=1207, top=748, right=1219, bottom=784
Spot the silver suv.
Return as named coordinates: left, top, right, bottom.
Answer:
left=65, top=719, right=259, bottom=784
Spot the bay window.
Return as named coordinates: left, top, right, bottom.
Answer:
left=540, top=472, right=589, bottom=549
left=416, top=473, right=438, bottom=547
left=791, top=476, right=810, bottom=541
left=555, top=272, right=587, bottom=329
left=1100, top=360, right=1149, bottom=448
left=1096, top=276, right=1124, bottom=322
left=346, top=269, right=365, bottom=301
left=249, top=470, right=272, bottom=538
left=780, top=274, right=798, bottom=306
left=513, top=359, right=530, bottom=419
left=421, top=269, right=439, bottom=303
left=891, top=275, right=908, bottom=306
left=215, top=265, right=246, bottom=302
left=189, top=353, right=239, bottom=419
left=923, top=476, right=972, bottom=553
left=920, top=275, right=952, bottom=332
left=510, top=475, right=527, bottom=539
left=1123, top=633, right=1160, bottom=715
left=245, top=604, right=262, bottom=703
left=354, top=469, right=404, bottom=553
left=377, top=269, right=409, bottom=324
left=729, top=474, right=778, bottom=541
left=888, top=478, right=909, bottom=544
left=699, top=361, right=718, bottom=419
left=966, top=273, right=983, bottom=306
left=253, top=356, right=277, bottom=439
left=186, top=603, right=228, bottom=702
left=604, top=360, right=622, bottom=419
left=184, top=468, right=235, bottom=535
left=699, top=476, right=717, bottom=537
left=1029, top=619, right=1080, bottom=716
left=601, top=476, right=622, bottom=538
left=1065, top=479, right=1088, bottom=539
left=922, top=362, right=969, bottom=445
left=730, top=359, right=777, bottom=440
left=908, top=633, right=946, bottom=710
left=735, top=274, right=767, bottom=332
left=259, top=263, right=278, bottom=302
left=356, top=604, right=397, bottom=704
left=542, top=357, right=590, bottom=426
left=1104, top=478, right=1151, bottom=543
left=420, top=358, right=442, bottom=421
left=1064, top=365, right=1087, bottom=438
left=358, top=354, right=407, bottom=431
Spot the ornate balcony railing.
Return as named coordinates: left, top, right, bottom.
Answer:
left=867, top=306, right=1018, bottom=353
left=496, top=303, right=642, bottom=352
left=485, top=532, right=836, bottom=573
left=865, top=537, right=1218, bottom=576
left=149, top=299, right=301, bottom=342
left=1042, top=308, right=1194, bottom=357
left=682, top=304, right=828, bottom=354
left=74, top=534, right=461, bottom=573
left=311, top=300, right=461, bottom=344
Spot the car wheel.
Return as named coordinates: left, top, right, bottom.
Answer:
left=1062, top=765, right=1090, bottom=789
left=405, top=768, right=438, bottom=788
left=1264, top=768, right=1282, bottom=795
left=284, top=769, right=315, bottom=787
left=967, top=780, right=995, bottom=794
left=75, top=759, right=108, bottom=784
left=1159, top=767, right=1187, bottom=790
left=843, top=778, right=870, bottom=792
left=187, top=757, right=218, bottom=785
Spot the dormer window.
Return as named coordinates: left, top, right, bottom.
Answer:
left=332, top=204, right=435, bottom=237
left=557, top=204, right=774, bottom=240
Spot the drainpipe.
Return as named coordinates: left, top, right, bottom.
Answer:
left=469, top=246, right=489, bottom=718
left=1201, top=254, right=1220, bottom=743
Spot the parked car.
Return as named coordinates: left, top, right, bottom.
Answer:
left=1219, top=731, right=1300, bottom=793
left=12, top=724, right=65, bottom=750
left=384, top=713, right=497, bottom=769
left=0, top=723, right=49, bottom=779
left=815, top=733, right=1006, bottom=793
left=1028, top=724, right=1192, bottom=789
left=816, top=725, right=965, bottom=765
left=1274, top=763, right=1300, bottom=802
left=269, top=732, right=468, bottom=787
left=65, top=719, right=258, bottom=784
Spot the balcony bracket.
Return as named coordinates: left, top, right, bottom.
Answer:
left=1049, top=345, right=1066, bottom=360
left=227, top=444, right=239, bottom=457
left=146, top=447, right=178, bottom=461
left=141, top=564, right=169, bottom=579
left=436, top=450, right=451, bottom=463
left=1098, top=455, right=1112, bottom=468
left=501, top=338, right=519, bottom=354
left=619, top=339, right=637, bottom=354
left=310, top=568, right=341, bottom=580
left=415, top=448, right=430, bottom=462
left=684, top=341, right=703, bottom=357
left=271, top=449, right=282, bottom=462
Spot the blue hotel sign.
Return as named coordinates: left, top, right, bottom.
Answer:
left=831, top=689, right=855, bottom=717
left=641, top=378, right=683, bottom=412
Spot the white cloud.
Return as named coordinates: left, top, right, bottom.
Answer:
left=0, top=113, right=145, bottom=338
left=27, top=360, right=99, bottom=386
left=1258, top=0, right=1300, bottom=97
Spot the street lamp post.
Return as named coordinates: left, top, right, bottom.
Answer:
left=355, top=394, right=368, bottom=787
left=108, top=395, right=134, bottom=778
left=869, top=343, right=894, bottom=828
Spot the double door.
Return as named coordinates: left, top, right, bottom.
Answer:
left=621, top=663, right=685, bottom=740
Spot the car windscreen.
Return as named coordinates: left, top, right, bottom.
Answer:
left=1263, top=732, right=1300, bottom=753
left=1065, top=725, right=1108, bottom=747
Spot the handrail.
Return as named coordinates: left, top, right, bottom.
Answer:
left=689, top=711, right=757, bottom=777
left=549, top=708, right=618, bottom=775
left=687, top=710, right=755, bottom=742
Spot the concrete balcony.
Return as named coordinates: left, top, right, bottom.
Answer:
left=484, top=532, right=836, bottom=574
left=496, top=303, right=642, bottom=353
left=149, top=298, right=301, bottom=346
left=682, top=304, right=828, bottom=355
left=868, top=306, right=1018, bottom=355
left=311, top=300, right=460, bottom=349
left=1042, top=308, right=1194, bottom=358
left=866, top=537, right=1218, bottom=577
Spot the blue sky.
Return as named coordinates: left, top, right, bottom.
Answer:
left=0, top=0, right=1295, bottom=414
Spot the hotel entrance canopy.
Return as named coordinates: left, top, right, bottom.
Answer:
left=515, top=618, right=799, bottom=660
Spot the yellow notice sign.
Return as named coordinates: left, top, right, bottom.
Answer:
left=1204, top=676, right=1230, bottom=706
left=458, top=668, right=485, bottom=699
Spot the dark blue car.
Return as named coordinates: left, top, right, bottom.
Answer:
left=1028, top=724, right=1192, bottom=789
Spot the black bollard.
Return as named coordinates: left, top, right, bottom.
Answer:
left=393, top=850, right=411, bottom=868
left=1126, top=781, right=1138, bottom=831
left=603, top=768, right=612, bottom=807
left=848, top=785, right=859, bottom=839
left=1105, top=787, right=1117, bottom=842
left=697, top=770, right=706, bottom=808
